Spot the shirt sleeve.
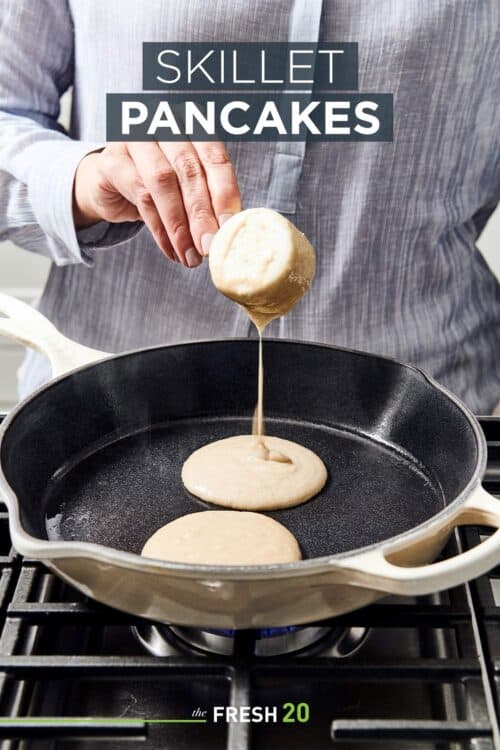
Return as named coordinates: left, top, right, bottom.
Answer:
left=0, top=0, right=142, bottom=266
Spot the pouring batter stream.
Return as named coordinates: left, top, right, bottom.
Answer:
left=181, top=208, right=327, bottom=511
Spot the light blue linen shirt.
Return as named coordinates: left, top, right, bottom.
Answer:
left=0, top=0, right=499, bottom=413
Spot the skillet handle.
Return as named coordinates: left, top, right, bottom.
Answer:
left=0, top=293, right=111, bottom=377
left=335, top=486, right=500, bottom=596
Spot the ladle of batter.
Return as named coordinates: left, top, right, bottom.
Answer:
left=181, top=208, right=327, bottom=511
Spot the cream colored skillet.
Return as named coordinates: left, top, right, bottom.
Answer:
left=0, top=292, right=499, bottom=629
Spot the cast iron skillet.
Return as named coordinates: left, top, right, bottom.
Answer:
left=0, top=293, right=499, bottom=629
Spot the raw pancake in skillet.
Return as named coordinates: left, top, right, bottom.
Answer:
left=141, top=510, right=302, bottom=564
left=181, top=434, right=327, bottom=510
left=43, top=416, right=444, bottom=560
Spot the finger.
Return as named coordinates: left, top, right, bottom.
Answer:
left=98, top=189, right=142, bottom=223
left=100, top=147, right=176, bottom=262
left=86, top=147, right=141, bottom=223
left=158, top=141, right=219, bottom=257
left=127, top=142, right=200, bottom=267
left=109, top=201, right=142, bottom=223
left=192, top=141, right=242, bottom=228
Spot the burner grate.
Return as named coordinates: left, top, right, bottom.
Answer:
left=0, top=416, right=498, bottom=748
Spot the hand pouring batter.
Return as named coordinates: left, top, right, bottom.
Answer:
left=182, top=208, right=327, bottom=510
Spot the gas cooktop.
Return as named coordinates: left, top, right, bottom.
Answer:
left=0, top=416, right=498, bottom=749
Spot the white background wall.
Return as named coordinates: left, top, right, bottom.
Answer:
left=0, top=187, right=499, bottom=412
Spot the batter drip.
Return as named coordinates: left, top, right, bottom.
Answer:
left=182, top=208, right=327, bottom=511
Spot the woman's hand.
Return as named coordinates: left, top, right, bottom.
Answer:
left=73, top=141, right=242, bottom=267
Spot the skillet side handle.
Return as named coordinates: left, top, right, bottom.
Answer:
left=0, top=293, right=111, bottom=377
left=335, top=486, right=500, bottom=596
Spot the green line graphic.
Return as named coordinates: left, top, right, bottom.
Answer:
left=0, top=717, right=207, bottom=724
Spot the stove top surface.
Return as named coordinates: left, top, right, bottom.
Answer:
left=0, top=416, right=498, bottom=749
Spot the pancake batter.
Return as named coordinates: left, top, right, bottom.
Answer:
left=183, top=208, right=327, bottom=510
left=141, top=510, right=302, bottom=565
left=209, top=207, right=316, bottom=330
left=182, top=435, right=327, bottom=510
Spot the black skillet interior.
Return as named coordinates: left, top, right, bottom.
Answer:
left=1, top=340, right=479, bottom=560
